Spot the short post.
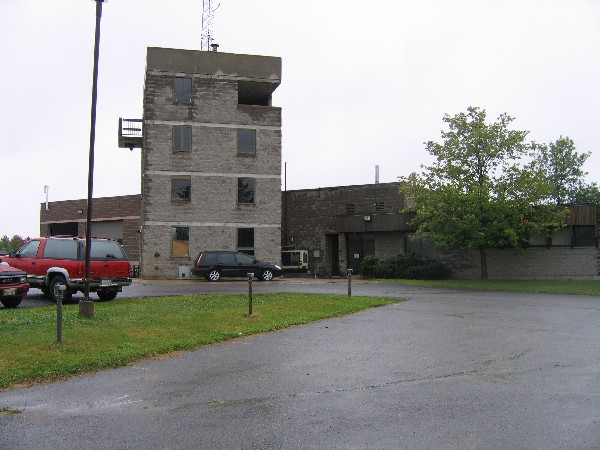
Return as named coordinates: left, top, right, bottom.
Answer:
left=347, top=269, right=353, bottom=297
left=55, top=284, right=65, bottom=344
left=247, top=273, right=253, bottom=316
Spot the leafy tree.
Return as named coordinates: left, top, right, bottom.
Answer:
left=400, top=107, right=565, bottom=279
left=569, top=182, right=600, bottom=204
left=537, top=136, right=600, bottom=204
left=0, top=235, right=29, bottom=254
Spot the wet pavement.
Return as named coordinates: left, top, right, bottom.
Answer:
left=1, top=281, right=599, bottom=449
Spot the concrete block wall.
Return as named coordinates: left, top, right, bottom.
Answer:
left=140, top=49, right=282, bottom=278
left=438, top=246, right=600, bottom=279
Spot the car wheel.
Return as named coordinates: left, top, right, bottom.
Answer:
left=40, top=286, right=50, bottom=297
left=207, top=269, right=221, bottom=282
left=1, top=298, right=21, bottom=308
left=50, top=276, right=72, bottom=303
left=261, top=269, right=274, bottom=281
left=97, top=291, right=118, bottom=301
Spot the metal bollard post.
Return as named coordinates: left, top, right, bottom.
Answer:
left=55, top=284, right=65, bottom=344
left=247, top=273, right=253, bottom=316
left=347, top=269, right=353, bottom=297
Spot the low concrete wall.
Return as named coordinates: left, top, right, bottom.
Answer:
left=438, top=247, right=600, bottom=279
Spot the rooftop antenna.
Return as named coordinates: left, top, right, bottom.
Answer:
left=201, top=0, right=220, bottom=51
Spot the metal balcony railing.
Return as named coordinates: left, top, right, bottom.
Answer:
left=118, top=118, right=143, bottom=149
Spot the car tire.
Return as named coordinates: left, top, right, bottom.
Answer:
left=207, top=269, right=220, bottom=282
left=49, top=276, right=72, bottom=303
left=1, top=298, right=21, bottom=308
left=260, top=269, right=274, bottom=281
left=97, top=291, right=118, bottom=301
left=40, top=286, right=50, bottom=297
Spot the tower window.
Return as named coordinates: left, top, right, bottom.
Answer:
left=171, top=177, right=191, bottom=202
left=173, top=126, right=191, bottom=152
left=238, top=178, right=255, bottom=204
left=237, top=129, right=256, bottom=155
left=174, top=77, right=192, bottom=103
left=171, top=227, right=189, bottom=257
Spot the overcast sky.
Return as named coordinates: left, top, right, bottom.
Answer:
left=1, top=0, right=599, bottom=239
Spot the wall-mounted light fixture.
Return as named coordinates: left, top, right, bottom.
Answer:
left=77, top=209, right=84, bottom=215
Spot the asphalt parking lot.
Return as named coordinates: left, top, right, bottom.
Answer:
left=1, top=280, right=599, bottom=449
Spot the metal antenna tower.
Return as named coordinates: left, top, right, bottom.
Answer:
left=201, top=0, right=220, bottom=50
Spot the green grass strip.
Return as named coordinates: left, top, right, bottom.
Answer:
left=0, top=293, right=399, bottom=389
left=385, top=279, right=600, bottom=296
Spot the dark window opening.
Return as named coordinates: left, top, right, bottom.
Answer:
left=238, top=228, right=255, bottom=255
left=573, top=226, right=596, bottom=247
left=172, top=178, right=191, bottom=201
left=174, top=77, right=192, bottom=103
left=49, top=222, right=78, bottom=237
left=238, top=178, right=255, bottom=204
left=238, top=81, right=273, bottom=106
left=346, top=203, right=355, bottom=214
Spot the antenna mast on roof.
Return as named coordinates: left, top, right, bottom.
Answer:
left=201, top=0, right=220, bottom=51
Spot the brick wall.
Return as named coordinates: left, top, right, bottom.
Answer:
left=284, top=183, right=409, bottom=276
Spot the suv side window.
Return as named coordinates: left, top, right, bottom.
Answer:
left=18, top=240, right=41, bottom=258
left=218, top=253, right=235, bottom=264
left=43, top=239, right=78, bottom=259
left=89, top=241, right=126, bottom=260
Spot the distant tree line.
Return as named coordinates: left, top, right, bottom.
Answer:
left=0, top=235, right=29, bottom=254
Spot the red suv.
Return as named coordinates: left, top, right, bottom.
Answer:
left=2, top=237, right=132, bottom=303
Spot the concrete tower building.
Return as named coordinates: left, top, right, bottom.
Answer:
left=123, top=47, right=282, bottom=278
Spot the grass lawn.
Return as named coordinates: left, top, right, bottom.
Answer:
left=387, top=279, right=600, bottom=296
left=0, top=293, right=399, bottom=390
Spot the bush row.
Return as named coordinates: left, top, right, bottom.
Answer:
left=360, top=253, right=452, bottom=280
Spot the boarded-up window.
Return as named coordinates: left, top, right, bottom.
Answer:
left=171, top=227, right=189, bottom=257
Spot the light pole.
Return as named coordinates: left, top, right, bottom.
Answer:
left=80, top=0, right=107, bottom=318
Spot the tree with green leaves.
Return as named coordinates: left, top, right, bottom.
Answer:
left=537, top=136, right=600, bottom=204
left=0, top=235, right=29, bottom=254
left=400, top=106, right=565, bottom=279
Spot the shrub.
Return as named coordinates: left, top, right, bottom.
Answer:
left=361, top=255, right=380, bottom=279
left=360, top=253, right=451, bottom=280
